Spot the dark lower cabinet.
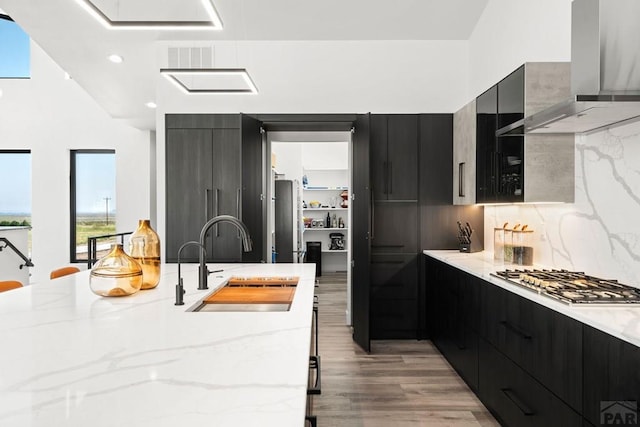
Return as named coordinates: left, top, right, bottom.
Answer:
left=583, top=326, right=640, bottom=427
left=370, top=253, right=418, bottom=339
left=426, top=257, right=479, bottom=391
left=482, top=282, right=583, bottom=413
left=479, top=338, right=582, bottom=427
left=424, top=254, right=640, bottom=427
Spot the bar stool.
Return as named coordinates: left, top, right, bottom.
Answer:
left=0, top=280, right=23, bottom=293
left=50, top=266, right=80, bottom=279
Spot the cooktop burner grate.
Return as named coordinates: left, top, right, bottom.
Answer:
left=491, top=269, right=640, bottom=305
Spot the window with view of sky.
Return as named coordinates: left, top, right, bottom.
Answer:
left=71, top=151, right=117, bottom=262
left=0, top=151, right=31, bottom=218
left=0, top=13, right=30, bottom=78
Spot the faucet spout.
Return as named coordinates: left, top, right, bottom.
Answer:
left=198, top=215, right=253, bottom=290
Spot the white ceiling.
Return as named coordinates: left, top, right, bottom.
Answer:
left=0, top=0, right=489, bottom=130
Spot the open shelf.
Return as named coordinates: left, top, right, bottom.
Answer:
left=303, top=207, right=347, bottom=211
left=304, top=227, right=348, bottom=232
left=303, top=187, right=348, bottom=191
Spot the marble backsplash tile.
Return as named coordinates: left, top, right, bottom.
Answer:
left=484, top=120, right=640, bottom=288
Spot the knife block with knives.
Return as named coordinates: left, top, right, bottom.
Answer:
left=457, top=221, right=481, bottom=253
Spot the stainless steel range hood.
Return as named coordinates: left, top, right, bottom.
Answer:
left=498, top=0, right=640, bottom=136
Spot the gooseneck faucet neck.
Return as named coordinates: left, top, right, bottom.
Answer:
left=198, top=215, right=253, bottom=290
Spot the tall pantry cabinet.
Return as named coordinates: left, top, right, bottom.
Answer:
left=165, top=114, right=264, bottom=263
left=369, top=115, right=419, bottom=339
left=368, top=114, right=459, bottom=339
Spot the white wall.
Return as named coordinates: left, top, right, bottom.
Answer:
left=468, top=0, right=572, bottom=101
left=0, top=41, right=151, bottom=284
left=156, top=40, right=470, bottom=114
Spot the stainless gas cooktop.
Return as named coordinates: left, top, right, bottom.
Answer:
left=491, top=269, right=640, bottom=306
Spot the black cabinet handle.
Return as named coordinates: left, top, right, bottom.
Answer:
left=383, top=161, right=389, bottom=194
left=215, top=188, right=220, bottom=237
left=370, top=189, right=375, bottom=240
left=371, top=260, right=404, bottom=264
left=371, top=245, right=405, bottom=248
left=389, top=161, right=393, bottom=194
left=205, top=189, right=211, bottom=221
left=236, top=188, right=241, bottom=239
left=500, top=320, right=532, bottom=340
left=458, top=162, right=465, bottom=197
left=501, top=388, right=535, bottom=416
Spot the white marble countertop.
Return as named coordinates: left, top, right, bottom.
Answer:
left=424, top=250, right=640, bottom=348
left=0, top=262, right=317, bottom=426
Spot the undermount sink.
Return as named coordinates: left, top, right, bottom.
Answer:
left=225, top=276, right=299, bottom=287
left=193, top=303, right=291, bottom=312
left=190, top=276, right=299, bottom=312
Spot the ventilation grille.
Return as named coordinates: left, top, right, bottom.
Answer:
left=167, top=47, right=213, bottom=68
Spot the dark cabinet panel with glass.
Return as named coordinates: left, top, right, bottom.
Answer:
left=475, top=85, right=498, bottom=203
left=475, top=63, right=573, bottom=204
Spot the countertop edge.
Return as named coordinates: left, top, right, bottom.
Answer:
left=423, top=250, right=640, bottom=348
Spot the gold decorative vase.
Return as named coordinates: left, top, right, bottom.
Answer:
left=90, top=244, right=143, bottom=297
left=129, top=219, right=161, bottom=290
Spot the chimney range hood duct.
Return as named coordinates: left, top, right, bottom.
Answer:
left=498, top=0, right=640, bottom=136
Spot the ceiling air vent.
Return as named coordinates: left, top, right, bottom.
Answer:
left=167, top=47, right=213, bottom=69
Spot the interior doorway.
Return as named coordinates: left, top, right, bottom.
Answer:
left=265, top=131, right=353, bottom=325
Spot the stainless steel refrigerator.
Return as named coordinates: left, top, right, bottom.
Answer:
left=274, top=179, right=302, bottom=263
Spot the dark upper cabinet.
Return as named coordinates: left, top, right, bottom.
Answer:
left=475, top=63, right=573, bottom=204
left=370, top=115, right=418, bottom=201
left=476, top=74, right=525, bottom=204
left=166, top=128, right=215, bottom=262
left=497, top=65, right=525, bottom=129
left=165, top=115, right=243, bottom=263
left=475, top=85, right=498, bottom=203
left=496, top=66, right=525, bottom=202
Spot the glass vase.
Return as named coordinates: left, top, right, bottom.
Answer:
left=90, top=244, right=143, bottom=297
left=129, top=219, right=161, bottom=290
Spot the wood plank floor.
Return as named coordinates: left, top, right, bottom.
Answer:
left=312, top=272, right=499, bottom=427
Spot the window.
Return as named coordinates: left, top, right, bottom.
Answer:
left=0, top=14, right=30, bottom=78
left=0, top=150, right=32, bottom=252
left=70, top=150, right=116, bottom=262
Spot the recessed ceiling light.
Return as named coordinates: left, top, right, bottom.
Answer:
left=74, top=0, right=223, bottom=31
left=160, top=68, right=259, bottom=94
left=145, top=102, right=157, bottom=109
left=108, top=54, right=123, bottom=64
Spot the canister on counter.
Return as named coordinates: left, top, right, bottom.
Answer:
left=503, top=229, right=514, bottom=263
left=513, top=229, right=534, bottom=266
left=493, top=227, right=505, bottom=262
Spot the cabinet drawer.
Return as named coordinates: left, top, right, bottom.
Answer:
left=481, top=284, right=582, bottom=412
left=370, top=202, right=417, bottom=252
left=371, top=298, right=417, bottom=339
left=583, top=326, right=640, bottom=427
left=371, top=254, right=417, bottom=299
left=437, top=326, right=479, bottom=392
left=479, top=338, right=582, bottom=427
